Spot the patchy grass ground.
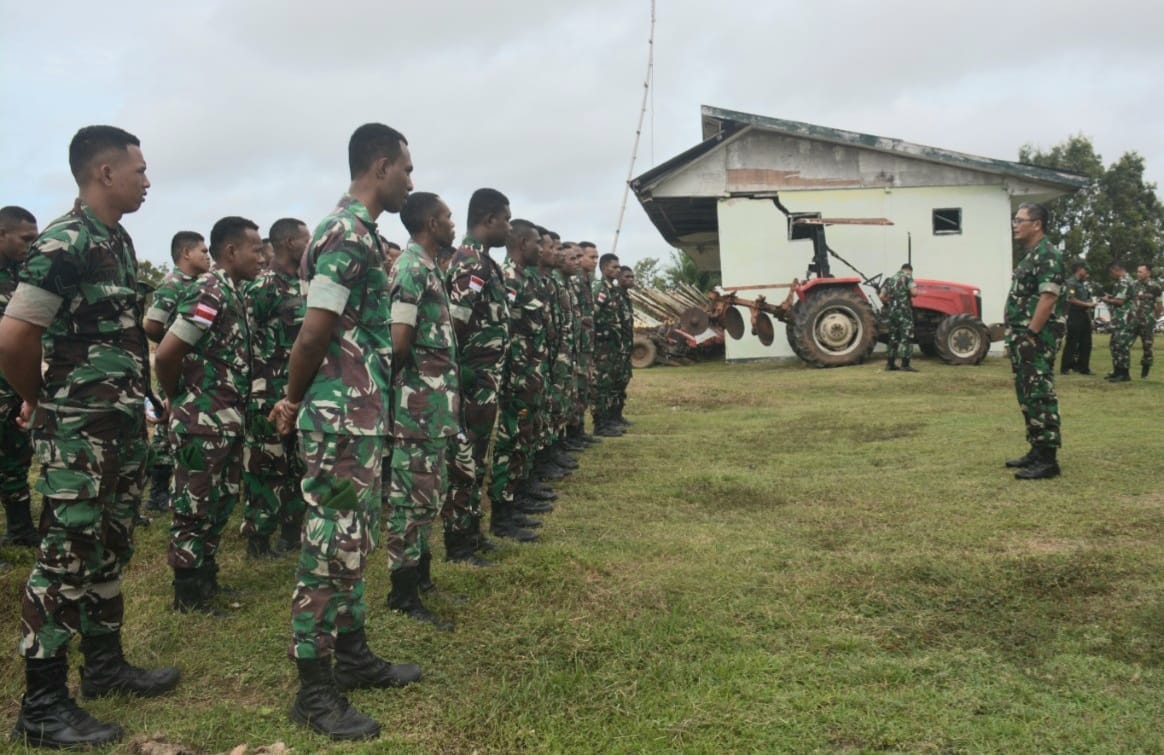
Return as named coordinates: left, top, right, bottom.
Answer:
left=3, top=344, right=1164, bottom=753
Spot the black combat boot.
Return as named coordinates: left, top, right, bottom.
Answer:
left=290, top=657, right=381, bottom=741
left=79, top=631, right=180, bottom=699
left=444, top=528, right=495, bottom=567
left=1, top=491, right=40, bottom=547
left=172, top=568, right=227, bottom=617
left=900, top=358, right=919, bottom=372
left=490, top=500, right=539, bottom=542
left=551, top=444, right=579, bottom=470
left=1005, top=447, right=1039, bottom=468
left=387, top=566, right=454, bottom=631
left=274, top=517, right=303, bottom=555
left=12, top=656, right=123, bottom=749
left=145, top=466, right=172, bottom=512
left=522, top=478, right=558, bottom=501
left=333, top=629, right=422, bottom=692
left=614, top=406, right=634, bottom=427
left=1142, top=364, right=1151, bottom=379
left=886, top=357, right=899, bottom=372
left=246, top=533, right=276, bottom=560
left=417, top=551, right=436, bottom=593
left=203, top=554, right=241, bottom=597
left=593, top=415, right=624, bottom=437
left=1014, top=447, right=1060, bottom=480
left=515, top=494, right=553, bottom=514
left=470, top=514, right=499, bottom=553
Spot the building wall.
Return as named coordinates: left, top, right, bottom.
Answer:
left=717, top=185, right=1014, bottom=361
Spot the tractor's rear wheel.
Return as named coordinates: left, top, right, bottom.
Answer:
left=934, top=313, right=990, bottom=365
left=631, top=335, right=658, bottom=369
left=786, top=314, right=808, bottom=361
left=790, top=288, right=878, bottom=368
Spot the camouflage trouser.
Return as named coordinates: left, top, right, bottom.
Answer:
left=1, top=393, right=33, bottom=519
left=444, top=373, right=496, bottom=534
left=1110, top=324, right=1135, bottom=371
left=615, top=349, right=633, bottom=409
left=1007, top=327, right=1062, bottom=450
left=167, top=433, right=243, bottom=570
left=885, top=309, right=914, bottom=360
left=290, top=432, right=383, bottom=661
left=1131, top=320, right=1155, bottom=367
left=241, top=423, right=306, bottom=538
left=572, top=356, right=593, bottom=427
left=592, top=345, right=621, bottom=418
left=490, top=391, right=538, bottom=506
left=386, top=438, right=447, bottom=570
left=21, top=407, right=148, bottom=658
left=148, top=424, right=173, bottom=471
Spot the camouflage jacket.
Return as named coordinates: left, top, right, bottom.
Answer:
left=298, top=194, right=393, bottom=436
left=572, top=272, right=596, bottom=365
left=146, top=269, right=201, bottom=329
left=550, top=271, right=575, bottom=383
left=1005, top=237, right=1065, bottom=328
left=445, top=235, right=510, bottom=382
left=247, top=268, right=306, bottom=418
left=503, top=257, right=547, bottom=399
left=0, top=259, right=19, bottom=401
left=615, top=286, right=634, bottom=357
left=4, top=199, right=148, bottom=417
left=1130, top=278, right=1162, bottom=325
left=593, top=277, right=622, bottom=353
left=168, top=267, right=251, bottom=437
left=1107, top=274, right=1135, bottom=326
left=881, top=270, right=915, bottom=317
left=387, top=241, right=460, bottom=440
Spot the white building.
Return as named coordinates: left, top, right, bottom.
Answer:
left=631, top=105, right=1087, bottom=361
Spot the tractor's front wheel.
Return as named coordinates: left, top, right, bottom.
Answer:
left=934, top=313, right=990, bottom=365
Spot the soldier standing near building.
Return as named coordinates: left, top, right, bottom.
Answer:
left=1059, top=262, right=1096, bottom=375
left=1130, top=264, right=1162, bottom=379
left=383, top=192, right=464, bottom=629
left=155, top=216, right=263, bottom=611
left=0, top=206, right=40, bottom=554
left=442, top=189, right=513, bottom=553
left=613, top=265, right=637, bottom=426
left=143, top=231, right=211, bottom=515
left=879, top=263, right=918, bottom=372
left=269, top=123, right=421, bottom=741
left=0, top=125, right=179, bottom=749
left=1003, top=203, right=1065, bottom=480
left=592, top=253, right=624, bottom=437
left=241, top=218, right=309, bottom=557
left=1101, top=261, right=1135, bottom=382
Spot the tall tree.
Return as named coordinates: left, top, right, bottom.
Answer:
left=632, top=256, right=666, bottom=290
left=662, top=249, right=721, bottom=292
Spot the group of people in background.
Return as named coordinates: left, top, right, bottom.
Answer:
left=0, top=122, right=639, bottom=747
left=1060, top=260, right=1163, bottom=381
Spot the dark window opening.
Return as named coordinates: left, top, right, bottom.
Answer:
left=933, top=208, right=962, bottom=235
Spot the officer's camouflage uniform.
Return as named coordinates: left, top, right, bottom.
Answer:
left=291, top=194, right=393, bottom=661
left=243, top=268, right=306, bottom=539
left=1005, top=236, right=1066, bottom=450
left=592, top=277, right=622, bottom=424
left=0, top=253, right=34, bottom=540
left=571, top=272, right=596, bottom=430
left=1107, top=273, right=1136, bottom=372
left=613, top=284, right=635, bottom=415
left=385, top=241, right=460, bottom=568
left=1129, top=277, right=1162, bottom=369
left=443, top=236, right=509, bottom=535
left=551, top=268, right=577, bottom=438
left=166, top=267, right=251, bottom=571
left=5, top=200, right=150, bottom=658
left=881, top=269, right=916, bottom=360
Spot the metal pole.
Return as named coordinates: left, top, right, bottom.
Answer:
left=611, top=0, right=655, bottom=255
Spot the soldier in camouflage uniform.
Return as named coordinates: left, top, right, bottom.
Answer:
left=384, top=193, right=464, bottom=630
left=269, top=124, right=420, bottom=742
left=0, top=206, right=40, bottom=555
left=1059, top=262, right=1096, bottom=375
left=569, top=241, right=601, bottom=448
left=529, top=231, right=568, bottom=481
left=879, top=263, right=918, bottom=372
left=143, top=231, right=211, bottom=514
left=1101, top=261, right=1135, bottom=382
left=1130, top=264, right=1162, bottom=379
left=545, top=244, right=582, bottom=471
left=155, top=216, right=263, bottom=612
left=241, top=218, right=308, bottom=557
left=0, top=126, right=179, bottom=750
left=613, top=265, right=637, bottom=425
left=1003, top=203, right=1065, bottom=480
left=592, top=252, right=625, bottom=436
left=443, top=189, right=514, bottom=547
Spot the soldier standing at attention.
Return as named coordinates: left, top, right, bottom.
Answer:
left=1101, top=261, right=1135, bottom=382
left=571, top=241, right=601, bottom=447
left=269, top=123, right=420, bottom=741
left=442, top=189, right=513, bottom=560
left=155, top=216, right=263, bottom=612
left=0, top=125, right=179, bottom=749
left=879, top=263, right=918, bottom=372
left=614, top=265, right=637, bottom=426
left=1059, top=262, right=1096, bottom=375
left=1129, top=264, right=1162, bottom=379
left=384, top=192, right=464, bottom=628
left=242, top=218, right=309, bottom=557
left=0, top=206, right=40, bottom=554
left=142, top=231, right=211, bottom=515
left=1003, top=202, right=1065, bottom=480
left=591, top=253, right=624, bottom=437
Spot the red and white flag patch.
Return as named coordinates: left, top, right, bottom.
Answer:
left=597, top=291, right=607, bottom=303
left=469, top=275, right=485, bottom=292
left=506, top=287, right=517, bottom=302
left=192, top=302, right=218, bottom=327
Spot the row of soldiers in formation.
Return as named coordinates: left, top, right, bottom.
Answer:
left=1060, top=260, right=1163, bottom=381
left=0, top=123, right=639, bottom=748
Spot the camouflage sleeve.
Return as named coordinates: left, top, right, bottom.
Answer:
left=146, top=278, right=180, bottom=324
left=5, top=230, right=85, bottom=326
left=170, top=278, right=224, bottom=347
left=388, top=257, right=426, bottom=327
left=445, top=255, right=482, bottom=324
left=306, top=223, right=366, bottom=315
left=246, top=273, right=277, bottom=328
left=1033, top=243, right=1064, bottom=295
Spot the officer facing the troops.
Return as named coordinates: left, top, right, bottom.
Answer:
left=1004, top=202, right=1065, bottom=480
left=269, top=123, right=421, bottom=741
left=0, top=125, right=180, bottom=749
left=880, top=262, right=918, bottom=372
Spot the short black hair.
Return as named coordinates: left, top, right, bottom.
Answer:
left=209, top=216, right=259, bottom=261
left=170, top=231, right=204, bottom=263
left=1072, top=262, right=1088, bottom=274
left=348, top=123, right=408, bottom=179
left=599, top=253, right=620, bottom=267
left=1018, top=202, right=1049, bottom=231
left=400, top=192, right=444, bottom=236
left=385, top=240, right=402, bottom=251
left=466, top=188, right=509, bottom=228
left=578, top=241, right=596, bottom=249
left=508, top=218, right=538, bottom=243
left=534, top=224, right=548, bottom=237
left=620, top=265, right=632, bottom=273
left=1110, top=261, right=1126, bottom=272
left=901, top=263, right=913, bottom=271
left=269, top=217, right=306, bottom=247
left=69, top=125, right=140, bottom=182
left=1140, top=263, right=1153, bottom=274
left=548, top=230, right=561, bottom=242
left=0, top=205, right=36, bottom=228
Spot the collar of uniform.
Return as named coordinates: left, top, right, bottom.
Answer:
left=461, top=234, right=484, bottom=252
left=404, top=239, right=436, bottom=269
left=212, top=266, right=240, bottom=295
left=73, top=198, right=117, bottom=244
left=337, top=193, right=377, bottom=230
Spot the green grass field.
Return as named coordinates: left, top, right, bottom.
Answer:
left=3, top=344, right=1164, bottom=754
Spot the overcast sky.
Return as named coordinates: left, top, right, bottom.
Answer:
left=2, top=0, right=1161, bottom=270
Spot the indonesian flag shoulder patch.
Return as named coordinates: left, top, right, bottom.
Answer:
left=192, top=301, right=218, bottom=327
left=469, top=274, right=485, bottom=292
left=596, top=291, right=607, bottom=304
